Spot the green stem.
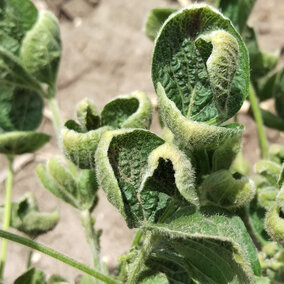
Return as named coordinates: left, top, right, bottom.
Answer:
left=126, top=232, right=155, bottom=284
left=0, top=156, right=14, bottom=282
left=80, top=210, right=102, bottom=275
left=0, top=229, right=119, bottom=284
left=48, top=97, right=62, bottom=137
left=249, top=83, right=269, bottom=159
left=27, top=249, right=33, bottom=269
left=118, top=230, right=144, bottom=282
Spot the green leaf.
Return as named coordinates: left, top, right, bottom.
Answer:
left=243, top=26, right=279, bottom=81
left=152, top=4, right=249, bottom=124
left=0, top=0, right=38, bottom=53
left=0, top=131, right=50, bottom=155
left=269, top=144, right=284, bottom=164
left=48, top=275, right=68, bottom=284
left=36, top=157, right=98, bottom=210
left=254, top=160, right=282, bottom=187
left=0, top=86, right=43, bottom=132
left=200, top=170, right=256, bottom=209
left=144, top=8, right=177, bottom=41
left=76, top=98, right=100, bottom=132
left=0, top=193, right=59, bottom=238
left=157, top=83, right=244, bottom=153
left=217, top=0, right=256, bottom=33
left=61, top=125, right=110, bottom=169
left=144, top=207, right=261, bottom=282
left=138, top=270, right=170, bottom=284
left=247, top=196, right=270, bottom=246
left=20, top=11, right=62, bottom=98
left=101, top=91, right=152, bottom=129
left=14, top=268, right=46, bottom=284
left=260, top=108, right=284, bottom=132
left=95, top=129, right=197, bottom=228
left=0, top=46, right=45, bottom=95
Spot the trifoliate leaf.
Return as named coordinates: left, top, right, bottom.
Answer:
left=0, top=131, right=50, bottom=154
left=152, top=4, right=249, bottom=124
left=95, top=129, right=197, bottom=228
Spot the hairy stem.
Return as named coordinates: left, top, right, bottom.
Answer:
left=48, top=97, right=62, bottom=137
left=118, top=230, right=144, bottom=281
left=249, top=83, right=269, bottom=159
left=80, top=209, right=102, bottom=277
left=126, top=231, right=155, bottom=284
left=0, top=156, right=14, bottom=282
left=0, top=229, right=119, bottom=284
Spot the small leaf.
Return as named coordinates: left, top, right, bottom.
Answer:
left=243, top=26, right=279, bottom=81
left=0, top=193, right=59, bottom=238
left=265, top=204, right=284, bottom=245
left=200, top=170, right=255, bottom=209
left=76, top=98, right=100, bottom=131
left=0, top=131, right=50, bottom=154
left=48, top=275, right=68, bottom=284
left=144, top=206, right=261, bottom=281
left=20, top=11, right=61, bottom=98
left=36, top=157, right=98, bottom=210
left=152, top=4, right=249, bottom=124
left=254, top=160, right=282, bottom=187
left=217, top=0, right=256, bottom=32
left=144, top=8, right=177, bottom=41
left=95, top=129, right=197, bottom=228
left=101, top=91, right=152, bottom=129
left=269, top=144, right=284, bottom=165
left=14, top=268, right=46, bottom=284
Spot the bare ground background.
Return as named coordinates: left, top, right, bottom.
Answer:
left=1, top=0, right=284, bottom=282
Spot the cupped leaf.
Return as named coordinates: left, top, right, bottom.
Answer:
left=152, top=4, right=249, bottom=124
left=95, top=129, right=197, bottom=228
left=144, top=206, right=261, bottom=282
left=200, top=170, right=255, bottom=209
left=0, top=193, right=59, bottom=238
left=36, top=157, right=98, bottom=211
left=61, top=125, right=110, bottom=169
left=0, top=86, right=43, bottom=132
left=217, top=0, right=256, bottom=33
left=144, top=8, right=177, bottom=41
left=0, top=131, right=50, bottom=154
left=76, top=98, right=100, bottom=132
left=101, top=91, right=152, bottom=129
left=157, top=83, right=244, bottom=152
left=254, top=160, right=282, bottom=187
left=265, top=204, right=284, bottom=245
left=14, top=268, right=46, bottom=284
left=20, top=11, right=62, bottom=98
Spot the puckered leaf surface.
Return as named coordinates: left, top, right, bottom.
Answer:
left=143, top=206, right=261, bottom=283
left=152, top=4, right=249, bottom=125
left=95, top=129, right=197, bottom=228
